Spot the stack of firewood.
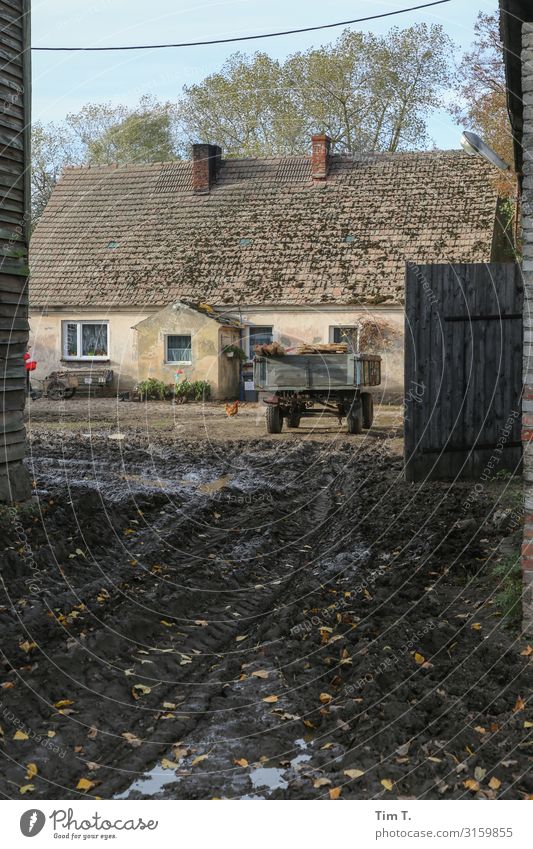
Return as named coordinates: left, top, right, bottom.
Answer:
left=253, top=341, right=286, bottom=357
left=295, top=343, right=349, bottom=354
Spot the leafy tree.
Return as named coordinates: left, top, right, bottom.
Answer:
left=177, top=53, right=305, bottom=157
left=178, top=24, right=455, bottom=156
left=31, top=121, right=81, bottom=221
left=452, top=11, right=515, bottom=194
left=82, top=98, right=178, bottom=165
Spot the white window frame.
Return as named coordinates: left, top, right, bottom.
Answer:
left=329, top=324, right=360, bottom=352
left=164, top=333, right=193, bottom=365
left=62, top=320, right=109, bottom=361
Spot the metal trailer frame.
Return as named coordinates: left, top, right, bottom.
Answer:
left=42, top=368, right=114, bottom=400
left=253, top=353, right=381, bottom=434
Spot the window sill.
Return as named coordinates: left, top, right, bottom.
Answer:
left=164, top=362, right=193, bottom=366
left=61, top=358, right=111, bottom=363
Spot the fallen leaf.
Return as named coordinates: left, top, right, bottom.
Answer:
left=121, top=732, right=142, bottom=747
left=131, top=684, right=151, bottom=700
left=26, top=763, right=38, bottom=780
left=234, top=758, right=249, bottom=768
left=172, top=746, right=190, bottom=761
left=19, top=784, right=34, bottom=794
left=319, top=693, right=333, bottom=704
left=163, top=702, right=176, bottom=710
left=471, top=622, right=482, bottom=630
left=524, top=721, right=533, bottom=728
left=474, top=767, right=486, bottom=781
left=192, top=754, right=209, bottom=766
left=195, top=620, right=208, bottom=627
left=488, top=777, right=501, bottom=790
left=263, top=695, right=278, bottom=704
left=76, top=778, right=97, bottom=792
left=521, top=645, right=533, bottom=657
left=344, top=769, right=365, bottom=779
left=321, top=743, right=334, bottom=750
left=463, top=779, right=480, bottom=792
left=13, top=731, right=29, bottom=741
left=251, top=670, right=269, bottom=679
left=54, top=699, right=74, bottom=708
left=513, top=696, right=526, bottom=713
left=414, top=652, right=425, bottom=665
left=47, top=731, right=56, bottom=738
left=381, top=779, right=394, bottom=791
left=161, top=758, right=177, bottom=770
left=19, top=641, right=37, bottom=653
left=329, top=787, right=342, bottom=799
left=474, top=726, right=487, bottom=734
left=313, top=777, right=332, bottom=788
left=235, top=635, right=247, bottom=642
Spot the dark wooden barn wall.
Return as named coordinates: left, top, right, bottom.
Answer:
left=0, top=0, right=31, bottom=501
left=404, top=263, right=523, bottom=482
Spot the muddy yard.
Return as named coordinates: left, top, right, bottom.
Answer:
left=0, top=397, right=531, bottom=800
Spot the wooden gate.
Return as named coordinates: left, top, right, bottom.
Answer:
left=404, top=263, right=522, bottom=481
left=0, top=0, right=31, bottom=501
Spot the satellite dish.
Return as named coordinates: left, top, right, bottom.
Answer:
left=460, top=130, right=510, bottom=172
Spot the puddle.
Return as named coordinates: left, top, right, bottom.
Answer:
left=250, top=767, right=288, bottom=792
left=114, top=764, right=181, bottom=799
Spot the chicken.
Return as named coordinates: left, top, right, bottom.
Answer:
left=225, top=400, right=239, bottom=418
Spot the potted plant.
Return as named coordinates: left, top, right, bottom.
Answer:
left=222, top=345, right=247, bottom=362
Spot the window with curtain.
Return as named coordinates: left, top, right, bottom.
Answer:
left=166, top=335, right=192, bottom=362
left=63, top=321, right=109, bottom=359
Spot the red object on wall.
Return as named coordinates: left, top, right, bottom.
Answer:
left=23, top=352, right=36, bottom=371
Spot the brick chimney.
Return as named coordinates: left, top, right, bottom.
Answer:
left=311, top=134, right=331, bottom=180
left=192, top=143, right=222, bottom=193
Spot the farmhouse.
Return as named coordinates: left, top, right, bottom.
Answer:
left=30, top=136, right=507, bottom=400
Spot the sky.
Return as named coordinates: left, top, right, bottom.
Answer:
left=31, top=0, right=500, bottom=151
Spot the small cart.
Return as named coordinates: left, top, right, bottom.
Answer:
left=43, top=368, right=114, bottom=400
left=254, top=353, right=381, bottom=434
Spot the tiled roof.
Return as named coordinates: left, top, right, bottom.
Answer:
left=30, top=150, right=499, bottom=308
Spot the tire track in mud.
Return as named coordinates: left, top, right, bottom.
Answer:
left=0, top=437, right=365, bottom=799
left=1, top=435, right=531, bottom=800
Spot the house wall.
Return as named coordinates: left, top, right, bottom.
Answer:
left=521, top=21, right=533, bottom=634
left=29, top=308, right=151, bottom=391
left=134, top=303, right=240, bottom=399
left=239, top=306, right=404, bottom=401
left=29, top=304, right=404, bottom=401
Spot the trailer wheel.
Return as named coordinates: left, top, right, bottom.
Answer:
left=287, top=413, right=300, bottom=428
left=266, top=405, right=283, bottom=434
left=47, top=380, right=73, bottom=401
left=361, top=392, right=374, bottom=428
left=346, top=399, right=363, bottom=434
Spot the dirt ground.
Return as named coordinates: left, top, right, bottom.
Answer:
left=0, top=396, right=531, bottom=800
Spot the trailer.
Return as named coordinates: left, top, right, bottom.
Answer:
left=253, top=352, right=381, bottom=434
left=42, top=368, right=114, bottom=400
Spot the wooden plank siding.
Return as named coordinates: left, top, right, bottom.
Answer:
left=0, top=0, right=30, bottom=500
left=404, top=263, right=523, bottom=482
